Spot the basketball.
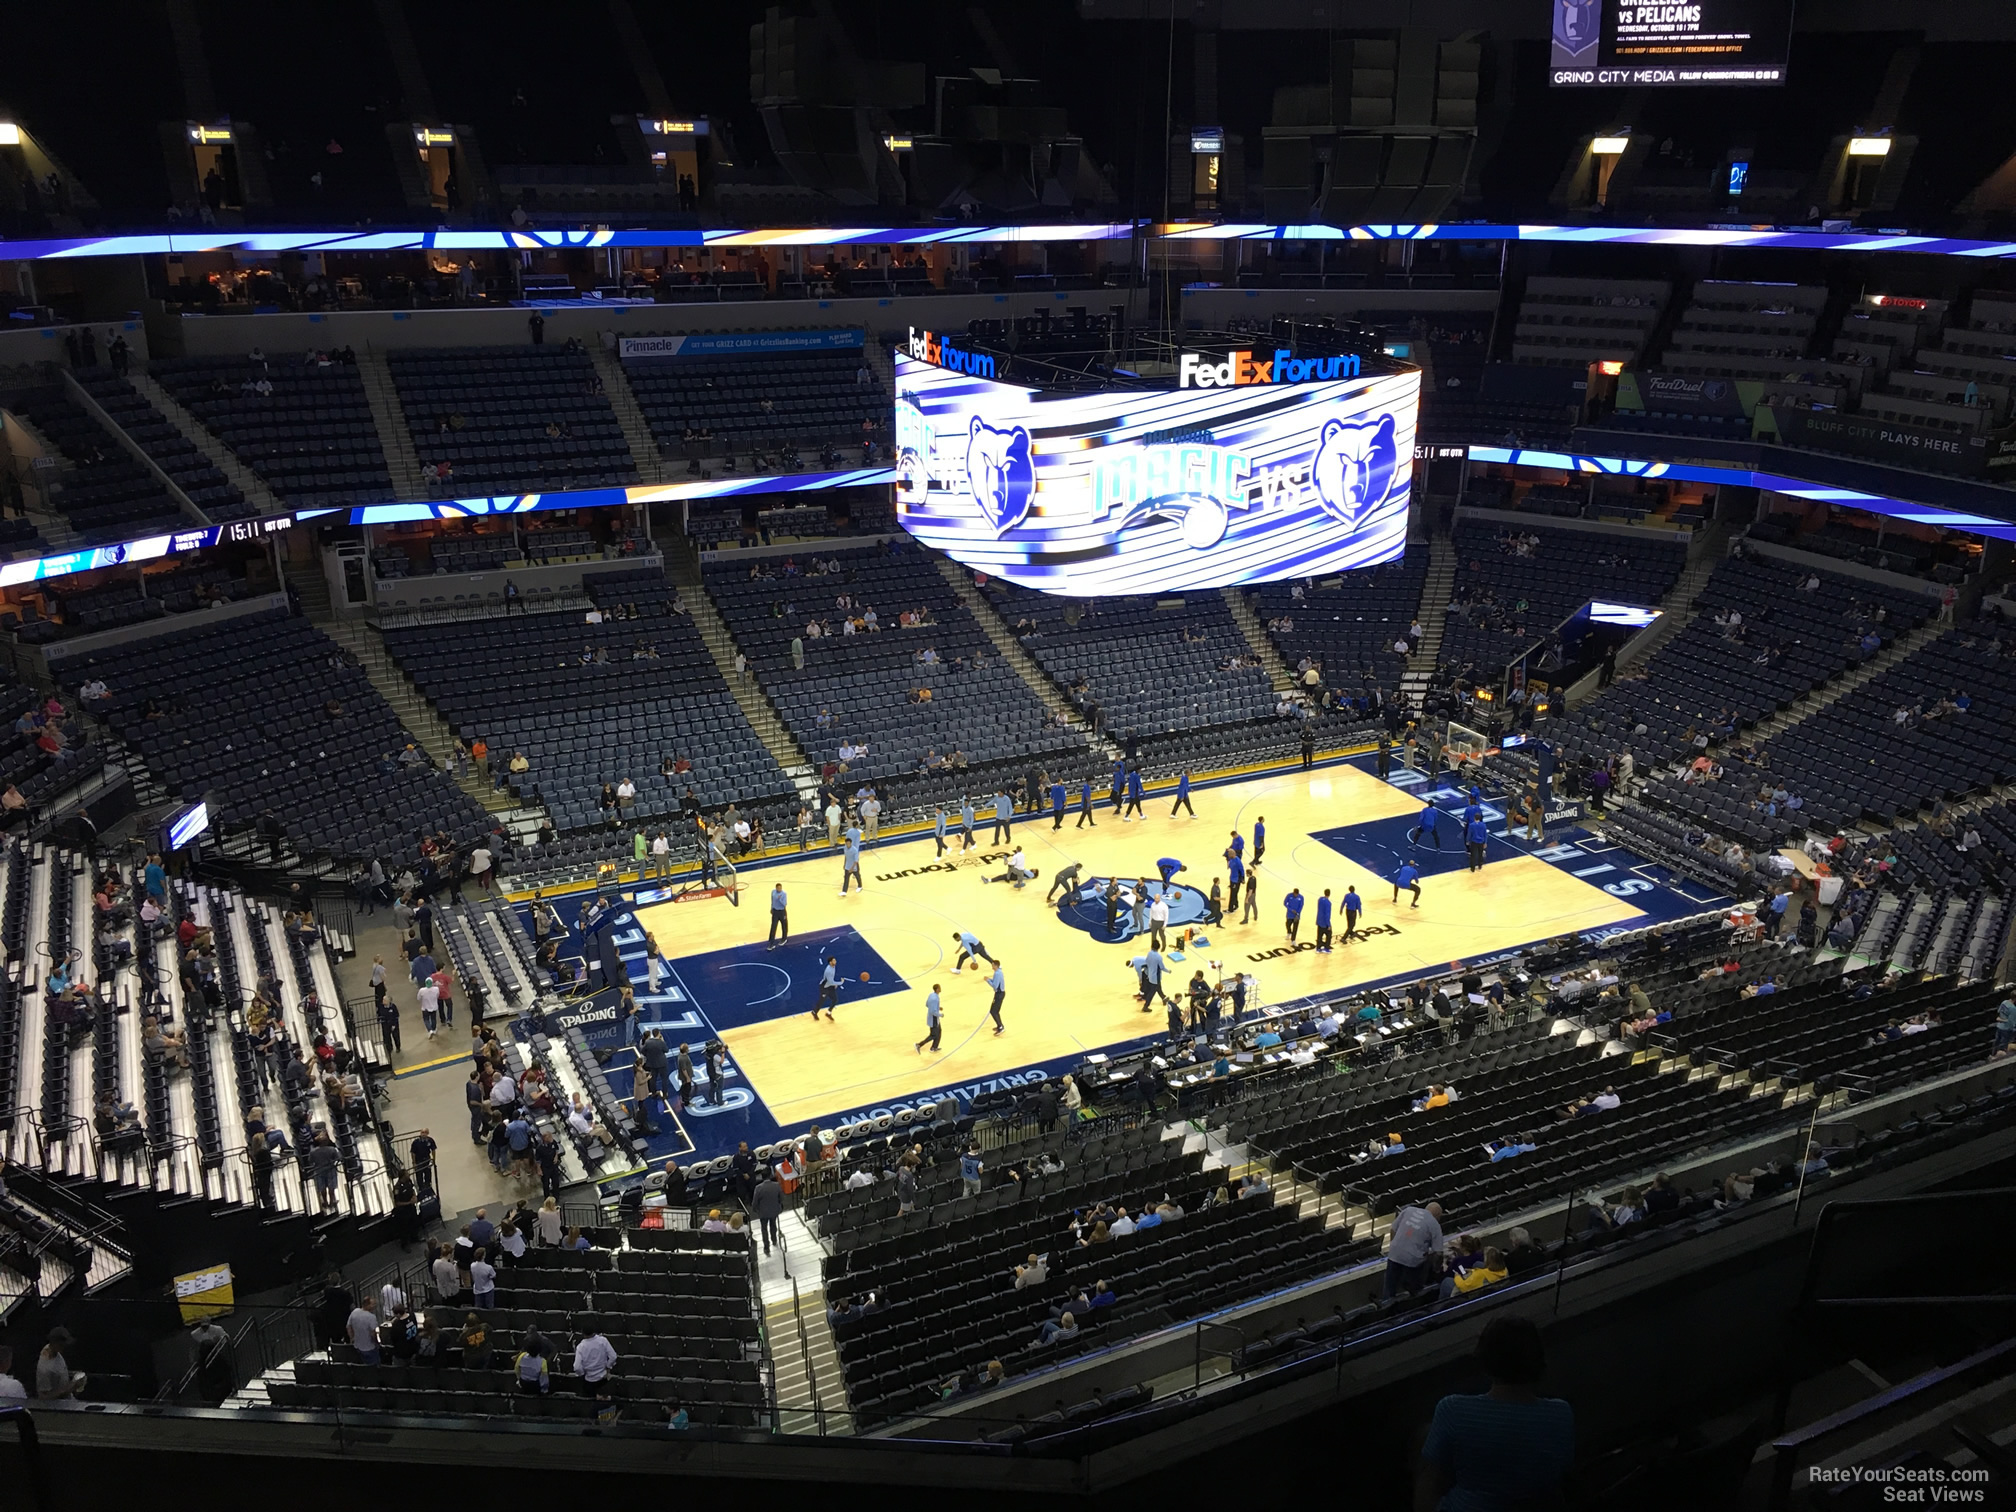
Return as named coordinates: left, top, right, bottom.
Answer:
left=967, top=959, right=978, bottom=970
left=859, top=971, right=870, bottom=982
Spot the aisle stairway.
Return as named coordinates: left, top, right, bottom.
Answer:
left=0, top=409, right=85, bottom=552
left=763, top=1221, right=853, bottom=1436
left=1402, top=533, right=1456, bottom=709
left=319, top=617, right=523, bottom=815
left=1221, top=587, right=1299, bottom=696
left=934, top=557, right=1119, bottom=757
left=593, top=343, right=665, bottom=485
left=664, top=539, right=819, bottom=801
left=355, top=351, right=427, bottom=502
left=128, top=370, right=289, bottom=516
left=1595, top=521, right=1730, bottom=687
left=1746, top=621, right=1949, bottom=744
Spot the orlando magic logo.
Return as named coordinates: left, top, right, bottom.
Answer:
left=965, top=416, right=1036, bottom=536
left=1056, top=876, right=1213, bottom=943
left=1309, top=411, right=1401, bottom=531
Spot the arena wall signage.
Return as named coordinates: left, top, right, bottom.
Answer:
left=1549, top=0, right=1794, bottom=87
left=893, top=349, right=1421, bottom=594
left=619, top=328, right=864, bottom=358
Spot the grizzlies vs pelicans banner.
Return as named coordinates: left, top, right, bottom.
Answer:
left=892, top=340, right=1420, bottom=594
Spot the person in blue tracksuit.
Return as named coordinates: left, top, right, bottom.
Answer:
left=1076, top=778, right=1097, bottom=829
left=1315, top=889, right=1333, bottom=951
left=1109, top=759, right=1126, bottom=812
left=1122, top=767, right=1145, bottom=820
left=1227, top=851, right=1245, bottom=897
left=1253, top=816, right=1267, bottom=865
left=1414, top=802, right=1442, bottom=849
left=1466, top=815, right=1490, bottom=872
left=1392, top=861, right=1423, bottom=907
left=991, top=791, right=1014, bottom=845
left=1283, top=887, right=1304, bottom=942
left=932, top=807, right=948, bottom=857
left=1170, top=768, right=1195, bottom=817
left=1343, top=887, right=1363, bottom=939
left=813, top=956, right=840, bottom=1019
left=1050, top=780, right=1068, bottom=830
left=1157, top=856, right=1186, bottom=886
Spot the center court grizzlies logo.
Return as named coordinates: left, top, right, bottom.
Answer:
left=1552, top=0, right=1601, bottom=65
left=1309, top=412, right=1401, bottom=530
left=1056, top=877, right=1212, bottom=943
left=965, top=416, right=1036, bottom=536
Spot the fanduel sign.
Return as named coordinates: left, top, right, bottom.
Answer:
left=1179, top=348, right=1361, bottom=388
left=906, top=326, right=996, bottom=379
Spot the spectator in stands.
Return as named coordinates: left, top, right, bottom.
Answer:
left=1418, top=1316, right=1574, bottom=1511
left=1384, top=1201, right=1444, bottom=1298
left=344, top=1300, right=380, bottom=1366
left=1014, top=1252, right=1049, bottom=1289
left=143, top=1014, right=191, bottom=1072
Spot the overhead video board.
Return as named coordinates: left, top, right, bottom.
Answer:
left=1550, top=0, right=1795, bottom=87
left=893, top=336, right=1420, bottom=595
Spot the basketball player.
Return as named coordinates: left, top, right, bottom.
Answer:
left=959, top=796, right=976, bottom=851
left=932, top=807, right=948, bottom=857
left=1102, top=878, right=1123, bottom=935
left=985, top=960, right=1007, bottom=1033
left=952, top=930, right=997, bottom=970
left=839, top=826, right=864, bottom=895
left=984, top=847, right=1037, bottom=887
left=1252, top=816, right=1267, bottom=865
left=1170, top=768, right=1195, bottom=817
left=1314, top=889, right=1333, bottom=952
left=1122, top=767, right=1146, bottom=820
left=812, top=957, right=840, bottom=1020
left=1466, top=815, right=1490, bottom=872
left=914, top=985, right=943, bottom=1054
left=1050, top=778, right=1068, bottom=830
left=1392, top=860, right=1423, bottom=908
left=1413, top=801, right=1442, bottom=849
left=1075, top=778, right=1097, bottom=829
left=1343, top=886, right=1363, bottom=940
left=1045, top=861, right=1085, bottom=904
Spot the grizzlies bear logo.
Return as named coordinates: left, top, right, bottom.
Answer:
left=1309, top=412, right=1400, bottom=530
left=965, top=416, right=1037, bottom=536
left=1057, top=878, right=1212, bottom=943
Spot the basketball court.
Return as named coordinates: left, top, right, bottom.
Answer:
left=541, top=756, right=1724, bottom=1163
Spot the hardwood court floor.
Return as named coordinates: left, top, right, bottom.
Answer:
left=633, top=765, right=1643, bottom=1132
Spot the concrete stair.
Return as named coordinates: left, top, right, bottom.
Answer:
left=129, top=369, right=289, bottom=516
left=1747, top=620, right=1949, bottom=744
left=664, top=540, right=820, bottom=801
left=1563, top=522, right=1728, bottom=708
left=355, top=350, right=427, bottom=502
left=287, top=557, right=335, bottom=624
left=0, top=410, right=85, bottom=552
left=934, top=556, right=1118, bottom=757
left=765, top=1260, right=853, bottom=1436
left=1221, top=586, right=1299, bottom=695
left=592, top=343, right=665, bottom=484
left=1402, top=533, right=1456, bottom=710
left=320, top=617, right=527, bottom=815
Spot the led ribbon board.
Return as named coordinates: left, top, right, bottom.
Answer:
left=893, top=352, right=1420, bottom=594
